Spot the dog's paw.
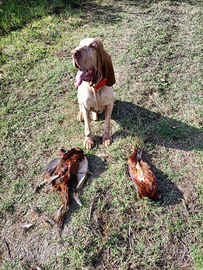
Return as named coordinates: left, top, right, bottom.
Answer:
left=84, top=137, right=94, bottom=150
left=77, top=112, right=84, bottom=122
left=103, top=134, right=112, bottom=147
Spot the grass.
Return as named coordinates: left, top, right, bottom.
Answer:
left=0, top=0, right=82, bottom=35
left=0, top=0, right=203, bottom=269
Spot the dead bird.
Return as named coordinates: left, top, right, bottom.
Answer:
left=35, top=147, right=88, bottom=235
left=128, top=146, right=159, bottom=200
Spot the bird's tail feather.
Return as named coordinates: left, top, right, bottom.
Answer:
left=133, top=135, right=144, bottom=160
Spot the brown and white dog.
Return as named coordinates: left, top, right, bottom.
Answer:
left=71, top=38, right=116, bottom=150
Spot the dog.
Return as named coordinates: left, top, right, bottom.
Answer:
left=71, top=38, right=116, bottom=150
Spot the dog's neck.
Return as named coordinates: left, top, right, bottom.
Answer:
left=88, top=67, right=107, bottom=90
left=87, top=77, right=107, bottom=90
left=94, top=77, right=107, bottom=90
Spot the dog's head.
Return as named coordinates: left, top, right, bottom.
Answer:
left=71, top=38, right=115, bottom=87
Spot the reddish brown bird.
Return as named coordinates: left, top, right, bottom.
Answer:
left=36, top=147, right=88, bottom=235
left=128, top=146, right=159, bottom=199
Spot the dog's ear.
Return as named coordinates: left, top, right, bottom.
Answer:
left=103, top=50, right=116, bottom=86
left=94, top=39, right=116, bottom=87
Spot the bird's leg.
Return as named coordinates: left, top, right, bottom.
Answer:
left=73, top=192, right=82, bottom=207
left=30, top=205, right=56, bottom=226
left=33, top=178, right=48, bottom=192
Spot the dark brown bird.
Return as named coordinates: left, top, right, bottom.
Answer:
left=128, top=146, right=159, bottom=199
left=36, top=147, right=88, bottom=235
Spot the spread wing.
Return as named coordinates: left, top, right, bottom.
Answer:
left=41, top=157, right=61, bottom=174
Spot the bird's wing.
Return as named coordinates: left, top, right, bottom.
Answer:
left=41, top=157, right=61, bottom=174
left=76, top=156, right=88, bottom=189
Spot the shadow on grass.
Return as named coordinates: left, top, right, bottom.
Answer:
left=0, top=0, right=123, bottom=35
left=1, top=0, right=202, bottom=35
left=112, top=100, right=202, bottom=152
left=0, top=0, right=83, bottom=35
left=84, top=1, right=123, bottom=26
left=128, top=160, right=184, bottom=206
left=126, top=0, right=203, bottom=7
left=111, top=100, right=202, bottom=205
left=76, top=99, right=201, bottom=206
left=63, top=153, right=107, bottom=226
left=147, top=157, right=184, bottom=206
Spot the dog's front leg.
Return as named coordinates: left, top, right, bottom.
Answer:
left=103, top=102, right=113, bottom=147
left=77, top=104, right=84, bottom=122
left=82, top=105, right=94, bottom=150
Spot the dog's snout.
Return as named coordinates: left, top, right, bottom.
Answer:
left=71, top=49, right=81, bottom=59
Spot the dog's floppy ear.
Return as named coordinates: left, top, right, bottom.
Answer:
left=103, top=50, right=116, bottom=86
left=94, top=39, right=116, bottom=87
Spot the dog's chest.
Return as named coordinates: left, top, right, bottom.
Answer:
left=78, top=83, right=114, bottom=113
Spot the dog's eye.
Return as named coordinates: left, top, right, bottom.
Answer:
left=89, top=42, right=96, bottom=48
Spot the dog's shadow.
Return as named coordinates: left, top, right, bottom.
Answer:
left=110, top=100, right=202, bottom=205
left=65, top=100, right=201, bottom=216
left=112, top=100, right=202, bottom=152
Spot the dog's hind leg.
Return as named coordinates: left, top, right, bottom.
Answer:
left=92, top=111, right=98, bottom=121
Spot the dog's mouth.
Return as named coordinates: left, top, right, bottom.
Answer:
left=73, top=60, right=94, bottom=87
left=75, top=69, right=94, bottom=87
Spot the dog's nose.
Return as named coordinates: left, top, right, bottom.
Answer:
left=71, top=50, right=81, bottom=59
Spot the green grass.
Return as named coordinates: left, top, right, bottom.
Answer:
left=0, top=0, right=203, bottom=269
left=0, top=0, right=83, bottom=35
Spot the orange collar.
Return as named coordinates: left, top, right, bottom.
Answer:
left=94, top=77, right=107, bottom=90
